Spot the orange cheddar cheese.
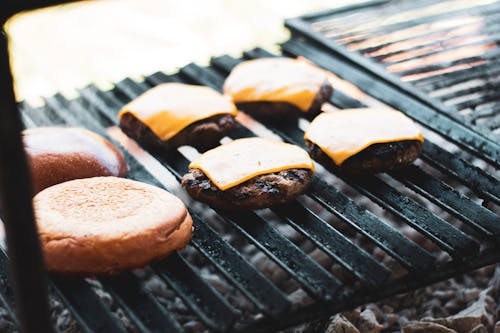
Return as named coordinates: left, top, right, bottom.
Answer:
left=118, top=83, right=237, bottom=141
left=189, top=137, right=315, bottom=190
left=305, top=109, right=424, bottom=166
left=223, top=58, right=328, bottom=111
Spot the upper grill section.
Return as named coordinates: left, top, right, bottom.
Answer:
left=286, top=0, right=500, bottom=144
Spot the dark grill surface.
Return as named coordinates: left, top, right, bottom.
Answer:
left=2, top=44, right=496, bottom=332
left=285, top=0, right=500, bottom=158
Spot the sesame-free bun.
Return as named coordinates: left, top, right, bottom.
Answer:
left=34, top=177, right=192, bottom=275
left=24, top=127, right=128, bottom=194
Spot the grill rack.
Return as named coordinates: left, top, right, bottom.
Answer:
left=285, top=0, right=500, bottom=164
left=1, top=46, right=497, bottom=332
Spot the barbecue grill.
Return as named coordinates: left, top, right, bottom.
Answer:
left=0, top=1, right=499, bottom=333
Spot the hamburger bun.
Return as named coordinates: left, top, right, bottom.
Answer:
left=34, top=177, right=192, bottom=275
left=24, top=127, right=128, bottom=194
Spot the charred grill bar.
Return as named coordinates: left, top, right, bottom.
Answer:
left=0, top=1, right=499, bottom=332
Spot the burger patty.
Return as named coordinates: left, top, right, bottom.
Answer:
left=305, top=139, right=422, bottom=174
left=235, top=81, right=333, bottom=122
left=182, top=168, right=313, bottom=210
left=120, top=113, right=236, bottom=151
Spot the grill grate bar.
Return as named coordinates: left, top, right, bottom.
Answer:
left=203, top=54, right=481, bottom=256
left=394, top=48, right=500, bottom=78
left=432, top=75, right=500, bottom=102
left=272, top=204, right=391, bottom=287
left=220, top=210, right=341, bottom=300
left=414, top=59, right=500, bottom=88
left=421, top=141, right=500, bottom=205
left=100, top=273, right=184, bottom=333
left=366, top=17, right=500, bottom=61
left=154, top=253, right=237, bottom=332
left=308, top=177, right=436, bottom=271
left=0, top=250, right=18, bottom=326
left=98, top=79, right=343, bottom=301
left=390, top=166, right=500, bottom=239
left=320, top=1, right=500, bottom=45
left=280, top=38, right=500, bottom=165
left=50, top=276, right=128, bottom=333
left=450, top=89, right=500, bottom=111
left=340, top=175, right=480, bottom=257
left=189, top=218, right=291, bottom=318
left=467, top=102, right=500, bottom=122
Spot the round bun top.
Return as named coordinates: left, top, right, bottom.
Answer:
left=34, top=177, right=188, bottom=240
left=24, top=127, right=128, bottom=192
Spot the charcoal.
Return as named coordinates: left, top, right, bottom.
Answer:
left=403, top=322, right=458, bottom=333
left=324, top=314, right=359, bottom=333
left=427, top=288, right=496, bottom=333
left=469, top=324, right=488, bottom=333
left=357, top=308, right=384, bottom=333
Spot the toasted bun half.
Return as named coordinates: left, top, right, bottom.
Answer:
left=34, top=177, right=192, bottom=275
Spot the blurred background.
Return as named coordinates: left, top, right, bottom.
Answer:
left=5, top=0, right=357, bottom=104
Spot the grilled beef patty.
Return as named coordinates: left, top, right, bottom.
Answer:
left=120, top=113, right=236, bottom=151
left=182, top=168, right=313, bottom=210
left=236, top=81, right=333, bottom=122
left=305, top=139, right=422, bottom=174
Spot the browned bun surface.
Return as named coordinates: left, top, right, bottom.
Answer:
left=120, top=113, right=236, bottom=151
left=182, top=168, right=312, bottom=210
left=34, top=177, right=192, bottom=275
left=235, top=81, right=333, bottom=122
left=305, top=139, right=422, bottom=174
left=24, top=127, right=128, bottom=194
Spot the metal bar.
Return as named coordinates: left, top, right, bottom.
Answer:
left=391, top=165, right=500, bottom=240
left=421, top=141, right=500, bottom=205
left=0, top=250, right=18, bottom=325
left=0, top=27, right=53, bottom=333
left=100, top=273, right=184, bottom=333
left=240, top=247, right=500, bottom=333
left=272, top=204, right=390, bottom=286
left=190, top=218, right=291, bottom=318
left=51, top=276, right=128, bottom=333
left=154, top=253, right=237, bottom=332
left=318, top=1, right=500, bottom=45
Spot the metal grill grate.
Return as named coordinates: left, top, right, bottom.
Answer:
left=0, top=45, right=496, bottom=332
left=285, top=0, right=500, bottom=159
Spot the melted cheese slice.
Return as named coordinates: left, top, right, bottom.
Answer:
left=223, top=58, right=328, bottom=112
left=305, top=109, right=424, bottom=166
left=189, top=138, right=315, bottom=190
left=118, top=83, right=237, bottom=141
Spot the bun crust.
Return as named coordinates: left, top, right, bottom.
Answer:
left=34, top=177, right=192, bottom=275
left=24, top=127, right=128, bottom=193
